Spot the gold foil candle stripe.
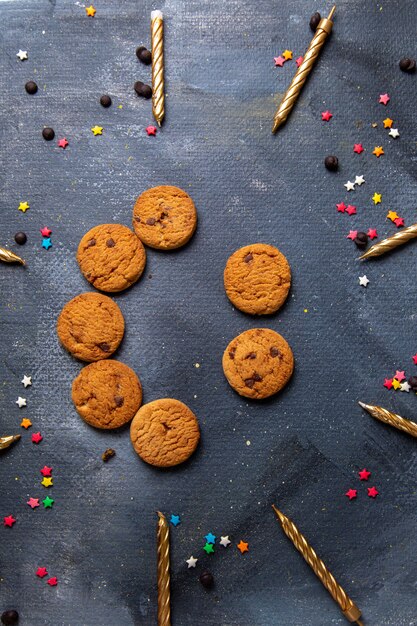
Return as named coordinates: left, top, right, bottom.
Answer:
left=360, top=223, right=417, bottom=260
left=359, top=401, right=417, bottom=438
left=151, top=10, right=165, bottom=127
left=157, top=511, right=171, bottom=626
left=0, top=246, right=25, bottom=265
left=0, top=435, right=21, bottom=450
left=272, top=5, right=336, bottom=133
left=272, top=505, right=363, bottom=624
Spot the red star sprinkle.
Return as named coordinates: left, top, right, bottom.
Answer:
left=295, top=56, right=303, bottom=67
left=274, top=56, right=285, bottom=67
left=27, top=497, right=40, bottom=509
left=379, top=93, right=390, bottom=105
left=394, top=217, right=405, bottom=227
left=57, top=138, right=69, bottom=149
left=4, top=515, right=16, bottom=527
left=47, top=577, right=58, bottom=586
left=32, top=432, right=43, bottom=444
left=353, top=143, right=364, bottom=154
left=359, top=468, right=371, bottom=481
left=36, top=567, right=48, bottom=578
left=346, top=205, right=357, bottom=216
left=40, top=227, right=52, bottom=237
left=394, top=370, right=406, bottom=382
left=383, top=378, right=393, bottom=389
left=367, top=486, right=379, bottom=498
left=146, top=125, right=157, bottom=136
left=40, top=465, right=53, bottom=477
left=367, top=228, right=378, bottom=239
left=347, top=230, right=358, bottom=240
left=345, top=489, right=357, bottom=500
left=321, top=110, right=333, bottom=121
left=412, top=354, right=417, bottom=365
left=336, top=202, right=347, bottom=213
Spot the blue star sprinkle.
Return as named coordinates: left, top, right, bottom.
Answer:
left=204, top=532, right=216, bottom=544
left=169, top=514, right=181, bottom=527
left=42, top=238, right=52, bottom=250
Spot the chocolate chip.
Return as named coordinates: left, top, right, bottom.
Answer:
left=324, top=155, right=339, bottom=171
left=106, top=238, right=116, bottom=248
left=408, top=376, right=417, bottom=391
left=42, top=127, right=55, bottom=141
left=102, top=448, right=116, bottom=462
left=1, top=610, right=19, bottom=626
left=270, top=347, right=280, bottom=358
left=243, top=253, right=253, bottom=263
left=354, top=232, right=368, bottom=248
left=199, top=570, right=214, bottom=588
left=100, top=94, right=112, bottom=107
left=134, top=216, right=141, bottom=222
left=309, top=11, right=321, bottom=31
left=134, top=81, right=152, bottom=99
left=146, top=217, right=156, bottom=225
left=98, top=342, right=110, bottom=352
left=229, top=347, right=236, bottom=360
left=136, top=46, right=152, bottom=65
left=245, top=352, right=256, bottom=359
left=244, top=378, right=255, bottom=388
left=87, top=238, right=96, bottom=247
left=252, top=372, right=263, bottom=382
left=14, top=231, right=27, bottom=245
left=25, top=80, right=37, bottom=94
left=399, top=57, right=416, bottom=73
left=114, top=395, right=124, bottom=407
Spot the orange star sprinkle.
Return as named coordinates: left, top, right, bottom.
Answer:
left=237, top=540, right=249, bottom=554
left=21, top=418, right=32, bottom=429
left=373, top=146, right=384, bottom=157
left=387, top=211, right=399, bottom=222
left=383, top=118, right=393, bottom=128
left=282, top=50, right=293, bottom=60
left=85, top=5, right=96, bottom=17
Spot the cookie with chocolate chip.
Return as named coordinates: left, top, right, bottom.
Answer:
left=72, top=360, right=142, bottom=429
left=132, top=185, right=197, bottom=250
left=57, top=292, right=125, bottom=362
left=222, top=328, right=294, bottom=399
left=224, top=244, right=291, bottom=315
left=77, top=224, right=146, bottom=292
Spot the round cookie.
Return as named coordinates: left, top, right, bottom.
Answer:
left=72, top=360, right=142, bottom=429
left=132, top=185, right=197, bottom=250
left=224, top=243, right=291, bottom=315
left=77, top=224, right=146, bottom=292
left=57, top=292, right=125, bottom=362
left=222, top=328, right=294, bottom=399
left=130, top=398, right=200, bottom=467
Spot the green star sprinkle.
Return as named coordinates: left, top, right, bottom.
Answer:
left=42, top=496, right=54, bottom=508
left=203, top=543, right=214, bottom=554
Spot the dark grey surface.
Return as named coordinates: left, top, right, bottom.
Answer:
left=1, top=1, right=416, bottom=624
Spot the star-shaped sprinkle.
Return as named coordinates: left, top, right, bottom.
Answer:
left=40, top=466, right=52, bottom=477
left=394, top=370, right=406, bottom=382
left=32, top=432, right=43, bottom=444
left=367, top=486, right=379, bottom=498
left=394, top=217, right=405, bottom=228
left=203, top=543, right=214, bottom=554
left=346, top=205, right=357, bottom=216
left=383, top=378, right=393, bottom=389
left=42, top=238, right=52, bottom=250
left=353, top=143, right=364, bottom=154
left=295, top=56, right=303, bottom=67
left=412, top=354, right=417, bottom=365
left=85, top=5, right=96, bottom=16
left=372, top=146, right=384, bottom=157
left=18, top=201, right=30, bottom=213
left=389, top=128, right=400, bottom=139
left=387, top=211, right=399, bottom=222
left=372, top=193, right=382, bottom=205
left=204, top=532, right=216, bottom=544
left=91, top=125, right=103, bottom=136
left=344, top=180, right=355, bottom=192
left=41, top=477, right=53, bottom=488
left=383, top=118, right=393, bottom=128
left=186, top=556, right=198, bottom=568
left=359, top=275, right=369, bottom=287
left=347, top=230, right=358, bottom=240
left=42, top=496, right=54, bottom=508
left=21, top=418, right=32, bottom=429
left=57, top=138, right=69, bottom=149
left=321, top=110, right=333, bottom=121
left=47, top=577, right=58, bottom=586
left=354, top=175, right=365, bottom=186
left=345, top=489, right=357, bottom=500
left=40, top=227, right=52, bottom=237
left=169, top=514, right=180, bottom=527
left=16, top=50, right=28, bottom=61
left=392, top=378, right=401, bottom=390
left=36, top=567, right=48, bottom=578
left=400, top=381, right=411, bottom=392
left=367, top=228, right=378, bottom=239
left=4, top=515, right=16, bottom=527
left=274, top=56, right=285, bottom=67
left=379, top=93, right=390, bottom=105
left=146, top=125, right=157, bottom=136
left=282, top=49, right=293, bottom=60
left=27, top=497, right=40, bottom=509
left=21, top=375, right=32, bottom=387
left=358, top=469, right=371, bottom=481
left=220, top=536, right=231, bottom=547
left=237, top=540, right=249, bottom=554
left=16, top=396, right=26, bottom=408
left=336, top=202, right=347, bottom=213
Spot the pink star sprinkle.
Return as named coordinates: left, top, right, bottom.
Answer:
left=274, top=56, right=285, bottom=67
left=345, top=489, right=357, bottom=500
left=353, top=143, right=364, bottom=154
left=394, top=217, right=405, bottom=227
left=347, top=230, right=358, bottom=240
left=379, top=93, right=390, bottom=105
left=383, top=378, right=393, bottom=389
left=412, top=354, right=417, bottom=365
left=27, top=497, right=40, bottom=509
left=367, top=486, right=379, bottom=498
left=394, top=370, right=406, bottom=382
left=295, top=56, right=303, bottom=67
left=367, top=228, right=378, bottom=239
left=336, top=202, right=347, bottom=213
left=346, top=205, right=357, bottom=216
left=146, top=125, right=157, bottom=136
left=57, top=138, right=69, bottom=149
left=321, top=110, right=333, bottom=121
left=40, top=227, right=52, bottom=237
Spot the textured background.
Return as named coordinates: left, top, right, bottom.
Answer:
left=1, top=1, right=416, bottom=625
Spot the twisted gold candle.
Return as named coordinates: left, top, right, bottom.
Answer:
left=272, top=5, right=336, bottom=133
left=360, top=223, right=417, bottom=260
left=0, top=435, right=21, bottom=451
left=157, top=511, right=171, bottom=626
left=359, top=401, right=417, bottom=438
left=151, top=10, right=165, bottom=127
left=272, top=505, right=363, bottom=624
left=0, top=246, right=25, bottom=266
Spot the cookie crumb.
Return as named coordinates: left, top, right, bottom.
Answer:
left=102, top=448, right=116, bottom=462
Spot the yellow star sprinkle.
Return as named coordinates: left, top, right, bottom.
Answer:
left=85, top=5, right=96, bottom=17
left=282, top=50, right=293, bottom=60
left=372, top=193, right=382, bottom=205
left=41, top=477, right=53, bottom=488
left=383, top=118, right=393, bottom=129
left=373, top=146, right=384, bottom=157
left=18, top=201, right=30, bottom=213
left=392, top=378, right=401, bottom=390
left=91, top=125, right=103, bottom=136
left=20, top=418, right=32, bottom=429
left=387, top=211, right=399, bottom=222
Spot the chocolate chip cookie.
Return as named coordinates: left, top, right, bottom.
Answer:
left=224, top=244, right=291, bottom=315
left=72, top=360, right=142, bottom=429
left=77, top=224, right=146, bottom=292
left=222, top=328, right=294, bottom=399
left=130, top=398, right=200, bottom=467
left=57, top=292, right=125, bottom=362
left=132, top=185, right=197, bottom=250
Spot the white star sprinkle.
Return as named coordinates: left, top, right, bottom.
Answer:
left=186, top=556, right=198, bottom=568
left=389, top=128, right=400, bottom=139
left=16, top=49, right=28, bottom=61
left=354, top=175, right=365, bottom=186
left=359, top=275, right=370, bottom=287
left=21, top=375, right=32, bottom=388
left=16, top=396, right=27, bottom=408
left=220, top=536, right=231, bottom=547
left=344, top=180, right=355, bottom=192
left=400, top=381, right=410, bottom=392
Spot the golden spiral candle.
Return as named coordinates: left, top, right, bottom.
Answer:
left=157, top=511, right=171, bottom=626
left=272, top=5, right=336, bottom=133
left=360, top=223, right=417, bottom=260
left=0, top=435, right=21, bottom=451
left=0, top=246, right=25, bottom=265
left=359, top=401, right=417, bottom=438
left=272, top=506, right=363, bottom=624
left=151, top=10, right=165, bottom=127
